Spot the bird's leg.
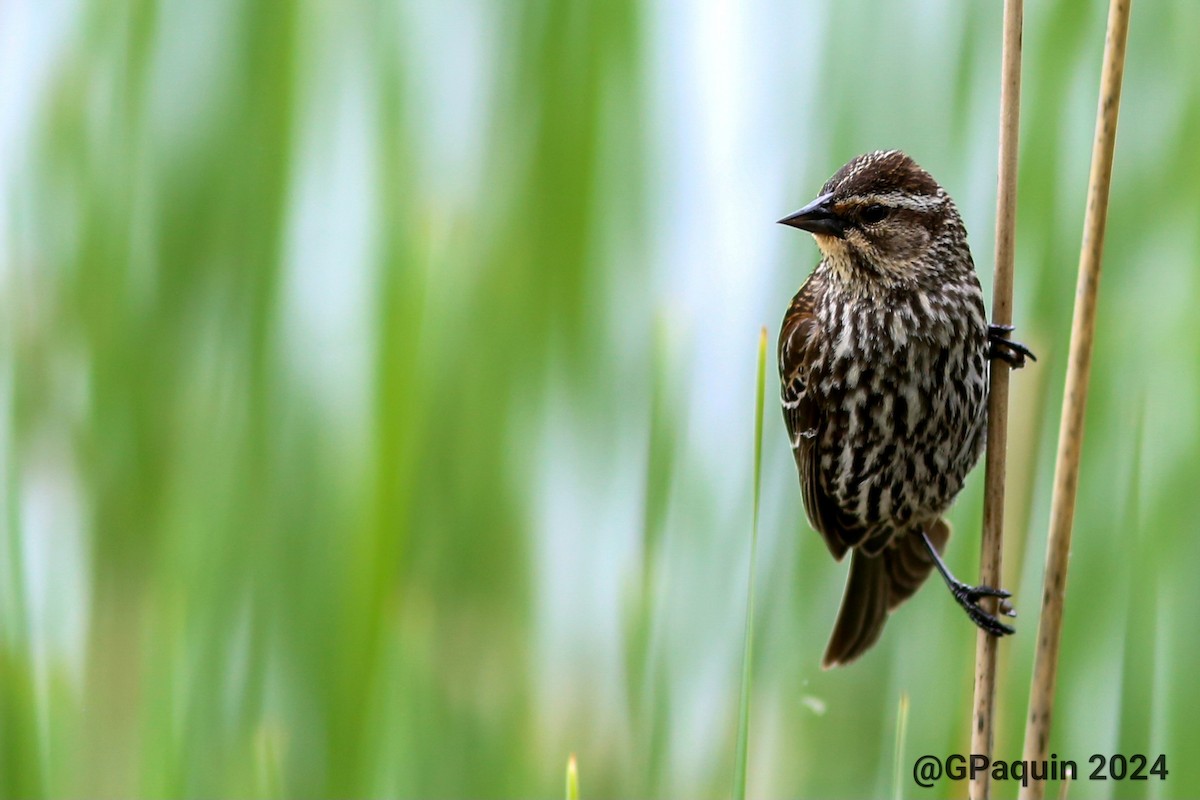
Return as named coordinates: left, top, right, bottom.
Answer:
left=988, top=323, right=1037, bottom=369
left=920, top=530, right=1016, bottom=637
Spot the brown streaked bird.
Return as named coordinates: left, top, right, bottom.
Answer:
left=777, top=150, right=1034, bottom=668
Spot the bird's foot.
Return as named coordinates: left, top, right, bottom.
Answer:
left=951, top=581, right=1016, bottom=637
left=920, top=529, right=1018, bottom=637
left=988, top=323, right=1036, bottom=369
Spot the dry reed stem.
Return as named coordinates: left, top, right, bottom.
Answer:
left=1017, top=1, right=1132, bottom=798
left=970, top=1, right=1023, bottom=798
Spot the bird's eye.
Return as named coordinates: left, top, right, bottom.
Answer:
left=860, top=205, right=889, bottom=224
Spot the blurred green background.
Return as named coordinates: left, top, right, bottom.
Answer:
left=2, top=0, right=1197, bottom=797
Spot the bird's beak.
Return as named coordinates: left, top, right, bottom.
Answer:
left=778, top=192, right=845, bottom=239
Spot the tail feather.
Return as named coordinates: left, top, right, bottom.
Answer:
left=821, top=520, right=951, bottom=669
left=822, top=550, right=889, bottom=668
left=885, top=518, right=950, bottom=610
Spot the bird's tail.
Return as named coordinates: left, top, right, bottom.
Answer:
left=822, top=519, right=951, bottom=669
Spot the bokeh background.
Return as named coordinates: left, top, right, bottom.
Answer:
left=2, top=0, right=1198, bottom=797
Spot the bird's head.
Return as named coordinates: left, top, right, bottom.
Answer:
left=779, top=150, right=967, bottom=283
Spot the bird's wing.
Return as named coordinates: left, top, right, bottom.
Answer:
left=778, top=276, right=854, bottom=561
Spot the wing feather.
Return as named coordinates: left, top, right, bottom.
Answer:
left=778, top=276, right=859, bottom=561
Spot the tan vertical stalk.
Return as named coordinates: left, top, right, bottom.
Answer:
left=1018, top=1, right=1133, bottom=798
left=971, top=1, right=1023, bottom=798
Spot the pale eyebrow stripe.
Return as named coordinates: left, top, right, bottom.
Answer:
left=841, top=191, right=943, bottom=212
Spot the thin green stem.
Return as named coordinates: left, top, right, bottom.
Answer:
left=892, top=693, right=909, bottom=800
left=566, top=754, right=579, bottom=800
left=732, top=327, right=768, bottom=800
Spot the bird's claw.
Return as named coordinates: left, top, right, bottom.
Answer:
left=964, top=584, right=1010, bottom=602
left=953, top=583, right=1017, bottom=637
left=988, top=323, right=1036, bottom=369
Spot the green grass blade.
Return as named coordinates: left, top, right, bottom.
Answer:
left=893, top=693, right=910, bottom=800
left=1114, top=397, right=1149, bottom=800
left=566, top=754, right=579, bottom=800
left=732, top=327, right=768, bottom=800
